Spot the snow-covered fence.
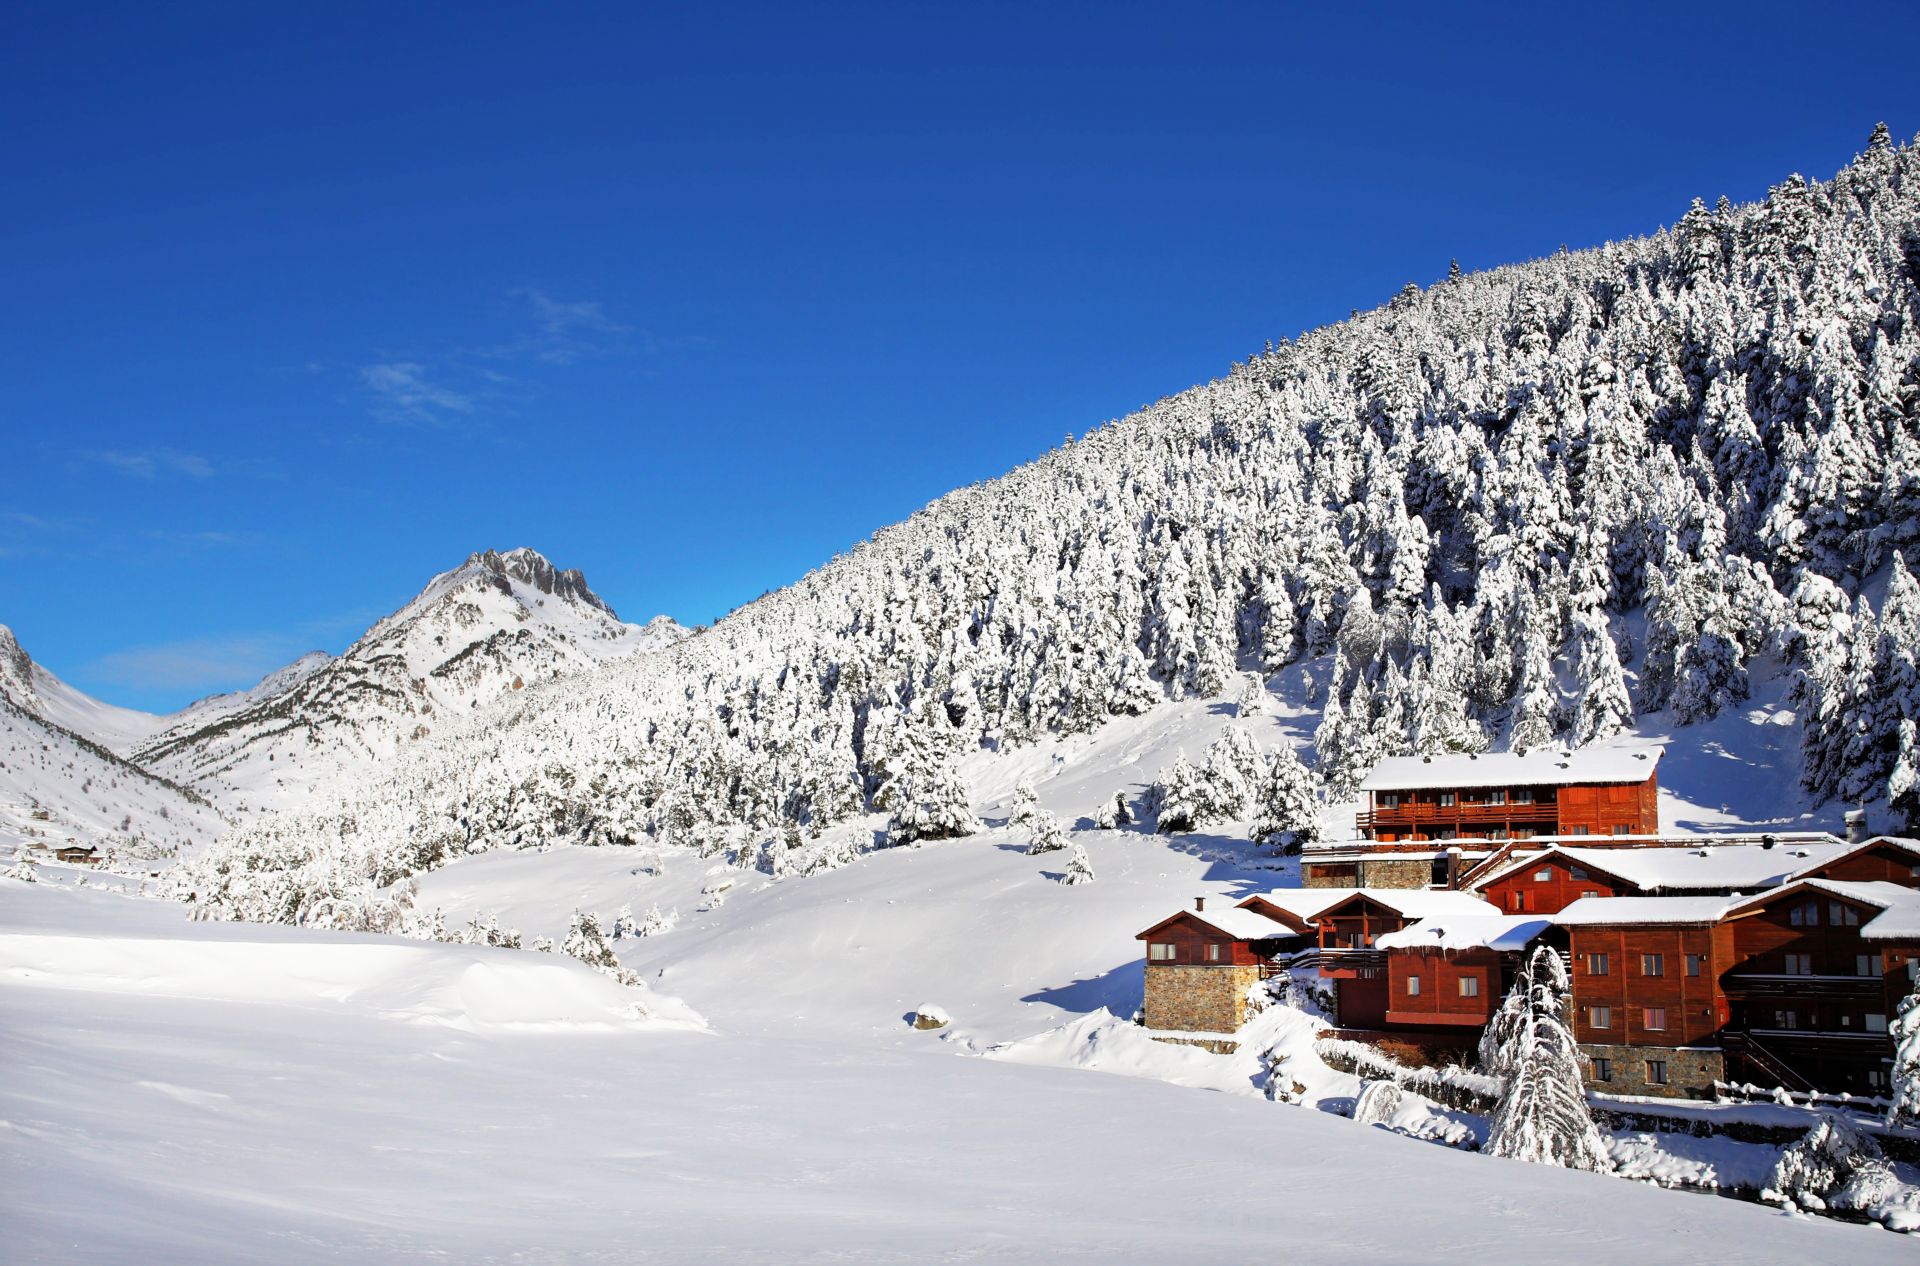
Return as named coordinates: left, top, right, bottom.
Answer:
left=1314, top=1038, right=1501, bottom=1116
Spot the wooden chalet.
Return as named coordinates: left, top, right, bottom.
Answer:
left=1470, top=837, right=1851, bottom=916
left=1374, top=915, right=1557, bottom=1030
left=1354, top=746, right=1662, bottom=844
left=53, top=844, right=100, bottom=865
left=1304, top=890, right=1500, bottom=1028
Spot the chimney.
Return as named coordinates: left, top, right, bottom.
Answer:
left=1445, top=846, right=1463, bottom=891
left=1845, top=810, right=1868, bottom=845
left=1194, top=896, right=1206, bottom=912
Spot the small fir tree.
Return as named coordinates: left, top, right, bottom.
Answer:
left=1026, top=810, right=1070, bottom=855
left=1058, top=841, right=1096, bottom=885
left=1483, top=946, right=1611, bottom=1172
left=1887, top=978, right=1920, bottom=1130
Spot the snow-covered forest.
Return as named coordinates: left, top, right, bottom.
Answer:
left=182, top=129, right=1920, bottom=924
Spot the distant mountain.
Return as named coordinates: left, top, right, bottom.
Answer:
left=0, top=626, right=227, bottom=858
left=137, top=547, right=686, bottom=811
left=179, top=129, right=1920, bottom=928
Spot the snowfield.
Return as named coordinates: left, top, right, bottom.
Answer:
left=4, top=882, right=1910, bottom=1265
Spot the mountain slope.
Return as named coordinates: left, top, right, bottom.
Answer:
left=184, top=130, right=1920, bottom=925
left=137, top=547, right=685, bottom=813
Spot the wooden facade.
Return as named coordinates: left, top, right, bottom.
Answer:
left=1360, top=772, right=1659, bottom=842
left=1385, top=947, right=1507, bottom=1028
left=1479, top=855, right=1630, bottom=916
left=1567, top=922, right=1726, bottom=1050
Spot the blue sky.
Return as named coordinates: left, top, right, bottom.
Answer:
left=4, top=2, right=1917, bottom=711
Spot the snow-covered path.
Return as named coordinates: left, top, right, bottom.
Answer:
left=2, top=885, right=1907, bottom=1264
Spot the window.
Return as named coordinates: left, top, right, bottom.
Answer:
left=1591, top=1057, right=1613, bottom=1082
left=1435, top=827, right=1459, bottom=841
left=1831, top=903, right=1860, bottom=927
left=1586, top=952, right=1609, bottom=976
left=1406, top=975, right=1422, bottom=997
left=1789, top=901, right=1818, bottom=927
left=1513, top=788, right=1534, bottom=805
left=1509, top=892, right=1528, bottom=912
left=1534, top=868, right=1553, bottom=882
left=1589, top=1005, right=1611, bottom=1029
left=1774, top=1009, right=1798, bottom=1030
left=1149, top=943, right=1176, bottom=961
left=1439, top=792, right=1456, bottom=807
left=1641, top=953, right=1664, bottom=977
left=1646, top=1060, right=1668, bottom=1086
left=1458, top=976, right=1481, bottom=998
left=1859, top=955, right=1885, bottom=977
left=1783, top=953, right=1812, bottom=976
left=1569, top=825, right=1590, bottom=836
left=1379, top=793, right=1400, bottom=809
left=1613, top=825, right=1632, bottom=836
left=1488, top=789, right=1507, bottom=806
left=1488, top=828, right=1509, bottom=840
left=1583, top=889, right=1600, bottom=899
left=1868, top=1068, right=1889, bottom=1089
left=1358, top=967, right=1382, bottom=980
left=1686, top=954, right=1705, bottom=978
left=1643, top=1007, right=1667, bottom=1031
left=1204, top=943, right=1223, bottom=963
left=1569, top=867, right=1589, bottom=880
left=1866, top=1013, right=1889, bottom=1034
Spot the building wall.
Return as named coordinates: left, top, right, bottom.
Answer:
left=1580, top=1042, right=1723, bottom=1098
left=1357, top=857, right=1434, bottom=889
left=1136, top=915, right=1266, bottom=966
left=1807, top=843, right=1920, bottom=886
left=1303, top=861, right=1358, bottom=889
left=1568, top=924, right=1724, bottom=1048
left=1385, top=947, right=1502, bottom=1027
left=1555, top=773, right=1659, bottom=836
left=1142, top=964, right=1263, bottom=1034
left=1336, top=974, right=1390, bottom=1029
left=1479, top=858, right=1631, bottom=915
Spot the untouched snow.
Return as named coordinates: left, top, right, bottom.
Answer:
left=4, top=882, right=1907, bottom=1265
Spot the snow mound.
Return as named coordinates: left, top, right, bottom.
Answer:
left=0, top=925, right=707, bottom=1035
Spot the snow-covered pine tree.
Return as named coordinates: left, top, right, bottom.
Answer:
left=1234, top=671, right=1268, bottom=718
left=1483, top=946, right=1611, bottom=1172
left=1059, top=841, right=1095, bottom=884
left=1155, top=754, right=1207, bottom=834
left=1251, top=743, right=1322, bottom=853
left=885, top=752, right=978, bottom=847
left=1026, top=809, right=1069, bottom=855
left=1007, top=780, right=1041, bottom=830
left=1888, top=977, right=1920, bottom=1130
left=561, top=910, right=620, bottom=971
left=1762, top=1112, right=1900, bottom=1214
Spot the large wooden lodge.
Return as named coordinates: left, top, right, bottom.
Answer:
left=1136, top=747, right=1920, bottom=1099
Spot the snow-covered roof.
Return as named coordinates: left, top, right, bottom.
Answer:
left=1729, top=878, right=1920, bottom=942
left=1136, top=905, right=1292, bottom=942
left=1375, top=915, right=1554, bottom=953
left=1358, top=745, right=1662, bottom=792
left=1552, top=896, right=1738, bottom=926
left=1473, top=842, right=1854, bottom=894
left=1235, top=888, right=1362, bottom=921
left=1319, top=890, right=1500, bottom=919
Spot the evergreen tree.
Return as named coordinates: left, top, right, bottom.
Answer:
left=1251, top=743, right=1322, bottom=853
left=1483, top=947, right=1611, bottom=1172
left=1888, top=978, right=1920, bottom=1130
left=1155, top=754, right=1207, bottom=834
left=1026, top=809, right=1070, bottom=855
left=1058, top=841, right=1096, bottom=884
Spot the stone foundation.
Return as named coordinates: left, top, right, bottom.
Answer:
left=1356, top=857, right=1435, bottom=889
left=1149, top=1034, right=1240, bottom=1055
left=1579, top=1042, right=1724, bottom=1098
left=1143, top=964, right=1263, bottom=1034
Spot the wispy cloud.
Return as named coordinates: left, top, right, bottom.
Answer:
left=84, top=448, right=216, bottom=480
left=359, top=361, right=477, bottom=426
left=141, top=528, right=269, bottom=551
left=87, top=634, right=316, bottom=694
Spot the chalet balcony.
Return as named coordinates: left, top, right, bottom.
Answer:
left=1722, top=973, right=1886, bottom=999
left=1356, top=800, right=1556, bottom=832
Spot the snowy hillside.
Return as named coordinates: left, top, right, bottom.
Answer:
left=181, top=130, right=1920, bottom=927
left=0, top=624, right=171, bottom=755
left=136, top=547, right=686, bottom=813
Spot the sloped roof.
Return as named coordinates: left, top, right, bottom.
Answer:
left=1358, top=745, right=1662, bottom=792
left=1473, top=841, right=1853, bottom=895
left=1317, top=889, right=1500, bottom=919
left=1730, top=878, right=1920, bottom=942
left=1552, top=896, right=1739, bottom=926
left=1375, top=915, right=1554, bottom=953
left=1134, top=905, right=1291, bottom=942
left=1235, top=888, right=1363, bottom=922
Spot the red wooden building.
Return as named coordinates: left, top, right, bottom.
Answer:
left=1472, top=839, right=1852, bottom=916
left=1374, top=915, right=1556, bottom=1029
left=1354, top=746, right=1662, bottom=843
left=1307, top=890, right=1501, bottom=1028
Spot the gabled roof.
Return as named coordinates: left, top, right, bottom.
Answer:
left=1728, top=878, right=1920, bottom=942
left=1314, top=889, right=1500, bottom=920
left=1375, top=915, right=1554, bottom=953
left=1553, top=896, right=1739, bottom=926
left=1472, top=841, right=1853, bottom=895
left=1235, top=888, right=1363, bottom=925
left=1358, top=744, right=1662, bottom=793
left=1792, top=835, right=1920, bottom=880
left=1134, top=905, right=1291, bottom=943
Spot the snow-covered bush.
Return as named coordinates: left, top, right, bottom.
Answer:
left=1888, top=979, right=1920, bottom=1129
left=1762, top=1112, right=1900, bottom=1215
left=1026, top=810, right=1069, bottom=855
left=1352, top=1078, right=1406, bottom=1128
left=4, top=854, right=38, bottom=883
left=562, top=910, right=641, bottom=986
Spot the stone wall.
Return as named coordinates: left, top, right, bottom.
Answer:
left=1358, top=857, right=1434, bottom=889
left=1143, top=964, right=1263, bottom=1034
left=1579, top=1042, right=1724, bottom=1098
